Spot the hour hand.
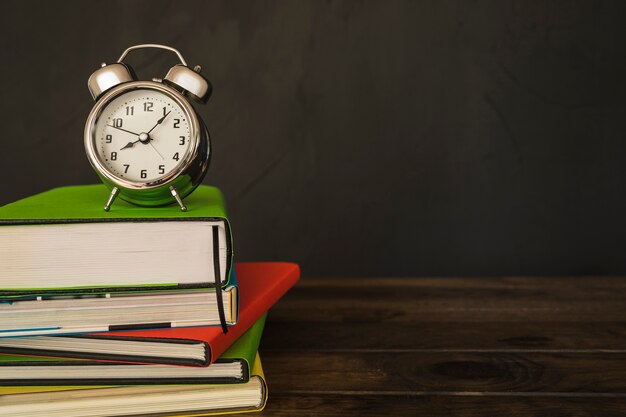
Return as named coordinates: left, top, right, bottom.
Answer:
left=120, top=140, right=139, bottom=150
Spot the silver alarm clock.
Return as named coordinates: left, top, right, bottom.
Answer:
left=84, top=44, right=212, bottom=211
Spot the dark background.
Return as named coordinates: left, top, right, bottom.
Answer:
left=1, top=1, right=626, bottom=277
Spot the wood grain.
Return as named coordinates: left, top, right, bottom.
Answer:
left=263, top=321, right=626, bottom=350
left=262, top=351, right=626, bottom=393
left=257, top=277, right=626, bottom=416
left=270, top=277, right=626, bottom=322
left=261, top=394, right=626, bottom=417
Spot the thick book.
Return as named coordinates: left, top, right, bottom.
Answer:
left=0, top=274, right=238, bottom=337
left=0, top=353, right=268, bottom=417
left=0, top=185, right=233, bottom=297
left=0, top=262, right=299, bottom=366
left=0, top=314, right=265, bottom=386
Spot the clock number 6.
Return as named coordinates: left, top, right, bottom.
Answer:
left=141, top=169, right=147, bottom=179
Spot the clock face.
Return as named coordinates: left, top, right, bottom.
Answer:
left=94, top=88, right=192, bottom=183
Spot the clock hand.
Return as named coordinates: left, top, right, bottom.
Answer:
left=120, top=132, right=154, bottom=151
left=120, top=140, right=140, bottom=150
left=148, top=141, right=164, bottom=159
left=107, top=124, right=140, bottom=136
left=116, top=112, right=171, bottom=150
left=119, top=132, right=163, bottom=159
left=147, top=111, right=171, bottom=134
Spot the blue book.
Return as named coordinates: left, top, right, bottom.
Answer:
left=0, top=270, right=238, bottom=338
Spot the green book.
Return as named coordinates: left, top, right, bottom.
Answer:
left=0, top=184, right=233, bottom=297
left=0, top=314, right=266, bottom=386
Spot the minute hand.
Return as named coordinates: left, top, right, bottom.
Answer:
left=147, top=111, right=171, bottom=134
left=107, top=124, right=140, bottom=136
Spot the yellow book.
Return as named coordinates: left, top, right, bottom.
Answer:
left=0, top=353, right=267, bottom=416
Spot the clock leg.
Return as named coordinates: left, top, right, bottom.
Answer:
left=104, top=187, right=120, bottom=212
left=169, top=186, right=187, bottom=212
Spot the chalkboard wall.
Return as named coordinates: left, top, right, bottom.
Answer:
left=2, top=1, right=626, bottom=277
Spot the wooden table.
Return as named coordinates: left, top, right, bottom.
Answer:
left=258, top=277, right=626, bottom=416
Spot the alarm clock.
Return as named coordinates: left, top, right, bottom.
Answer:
left=84, top=44, right=212, bottom=211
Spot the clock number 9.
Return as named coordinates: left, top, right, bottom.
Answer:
left=105, top=134, right=112, bottom=143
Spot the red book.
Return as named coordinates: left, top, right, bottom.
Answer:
left=0, top=262, right=300, bottom=366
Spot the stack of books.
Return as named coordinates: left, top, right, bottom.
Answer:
left=0, top=185, right=299, bottom=416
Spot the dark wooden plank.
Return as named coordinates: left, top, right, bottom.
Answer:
left=263, top=320, right=626, bottom=350
left=272, top=277, right=626, bottom=322
left=260, top=350, right=626, bottom=393
left=265, top=277, right=626, bottom=349
left=258, top=393, right=626, bottom=417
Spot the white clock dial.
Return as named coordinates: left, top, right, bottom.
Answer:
left=95, top=88, right=192, bottom=182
